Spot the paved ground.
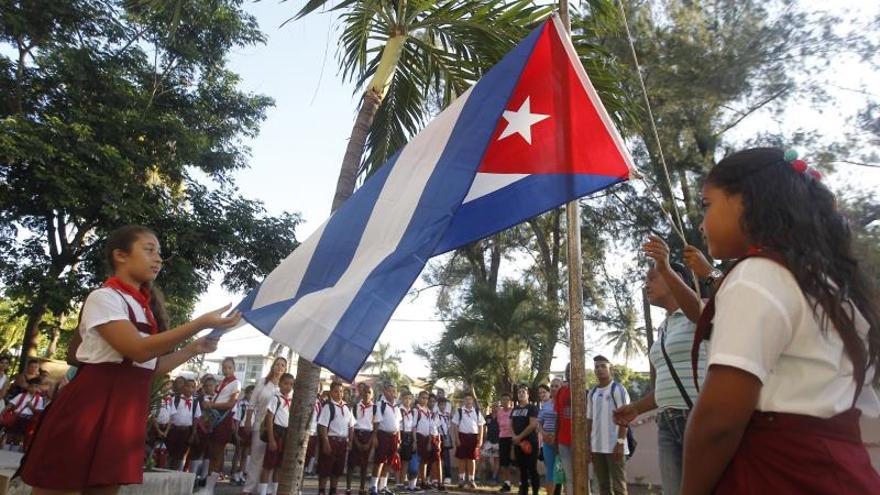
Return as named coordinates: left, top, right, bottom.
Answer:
left=213, top=478, right=660, bottom=494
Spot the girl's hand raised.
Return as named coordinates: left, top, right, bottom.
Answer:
left=196, top=304, right=242, bottom=330
left=643, top=235, right=672, bottom=271
left=683, top=245, right=714, bottom=279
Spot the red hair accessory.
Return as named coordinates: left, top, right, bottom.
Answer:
left=807, top=168, right=822, bottom=180
left=791, top=159, right=808, bottom=173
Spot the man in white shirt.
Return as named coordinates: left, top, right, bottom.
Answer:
left=587, top=355, right=630, bottom=495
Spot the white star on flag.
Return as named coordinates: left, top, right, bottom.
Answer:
left=497, top=96, right=550, bottom=144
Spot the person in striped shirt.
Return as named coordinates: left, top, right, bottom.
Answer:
left=536, top=380, right=560, bottom=495
left=613, top=237, right=709, bottom=495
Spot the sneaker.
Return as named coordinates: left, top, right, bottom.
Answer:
left=438, top=485, right=448, bottom=493
left=499, top=482, right=512, bottom=493
left=468, top=481, right=478, bottom=489
left=369, top=489, right=378, bottom=495
left=458, top=480, right=466, bottom=489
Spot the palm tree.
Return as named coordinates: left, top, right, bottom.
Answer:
left=278, top=3, right=550, bottom=491
left=447, top=281, right=559, bottom=394
left=363, top=341, right=403, bottom=374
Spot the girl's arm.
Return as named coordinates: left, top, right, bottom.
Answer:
left=155, top=337, right=218, bottom=375
left=682, top=365, right=761, bottom=495
left=644, top=235, right=703, bottom=322
left=210, top=391, right=240, bottom=411
left=613, top=390, right=657, bottom=426
left=96, top=304, right=239, bottom=363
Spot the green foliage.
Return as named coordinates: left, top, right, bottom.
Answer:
left=0, top=0, right=302, bottom=354
left=293, top=0, right=553, bottom=174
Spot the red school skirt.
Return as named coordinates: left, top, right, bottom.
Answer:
left=715, top=409, right=880, bottom=494
left=19, top=362, right=153, bottom=489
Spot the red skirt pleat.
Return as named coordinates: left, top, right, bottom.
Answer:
left=715, top=409, right=880, bottom=494
left=20, top=362, right=153, bottom=489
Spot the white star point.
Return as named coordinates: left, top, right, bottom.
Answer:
left=498, top=96, right=550, bottom=144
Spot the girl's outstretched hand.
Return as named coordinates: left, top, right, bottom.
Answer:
left=683, top=245, right=714, bottom=279
left=196, top=304, right=242, bottom=330
left=187, top=336, right=220, bottom=356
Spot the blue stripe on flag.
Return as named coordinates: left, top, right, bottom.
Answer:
left=432, top=173, right=625, bottom=255
left=313, top=23, right=548, bottom=380
left=239, top=152, right=399, bottom=334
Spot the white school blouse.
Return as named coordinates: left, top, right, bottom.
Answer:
left=77, top=288, right=157, bottom=370
left=708, top=258, right=880, bottom=418
left=451, top=407, right=485, bottom=434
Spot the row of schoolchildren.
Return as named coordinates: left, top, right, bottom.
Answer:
left=312, top=381, right=494, bottom=495
left=146, top=358, right=297, bottom=494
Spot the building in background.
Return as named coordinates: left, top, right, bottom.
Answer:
left=204, top=354, right=300, bottom=386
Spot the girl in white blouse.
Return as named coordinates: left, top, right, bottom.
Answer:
left=682, top=148, right=880, bottom=494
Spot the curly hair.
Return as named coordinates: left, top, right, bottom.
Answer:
left=706, top=147, right=880, bottom=387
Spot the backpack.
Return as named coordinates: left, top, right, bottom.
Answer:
left=456, top=404, right=481, bottom=424
left=354, top=401, right=385, bottom=419
left=589, top=382, right=637, bottom=460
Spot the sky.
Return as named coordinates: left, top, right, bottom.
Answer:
left=194, top=0, right=880, bottom=378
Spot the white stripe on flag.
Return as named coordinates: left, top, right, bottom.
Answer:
left=251, top=220, right=329, bottom=310
left=269, top=87, right=475, bottom=360
left=462, top=173, right=529, bottom=203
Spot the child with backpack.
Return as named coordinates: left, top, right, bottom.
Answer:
left=317, top=381, right=354, bottom=495
left=451, top=392, right=485, bottom=489
left=347, top=383, right=376, bottom=495
left=2, top=378, right=43, bottom=452
left=167, top=378, right=201, bottom=471
left=414, top=391, right=445, bottom=492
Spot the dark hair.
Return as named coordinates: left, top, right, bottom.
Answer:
left=280, top=373, right=295, bottom=382
left=538, top=384, right=551, bottom=393
left=222, top=357, right=236, bottom=373
left=330, top=381, right=343, bottom=391
left=244, top=385, right=255, bottom=393
left=418, top=390, right=429, bottom=398
left=500, top=392, right=512, bottom=399
left=593, top=355, right=610, bottom=364
left=706, top=147, right=880, bottom=386
left=264, top=357, right=288, bottom=385
left=105, top=225, right=170, bottom=332
left=202, top=375, right=216, bottom=383
left=27, top=377, right=42, bottom=385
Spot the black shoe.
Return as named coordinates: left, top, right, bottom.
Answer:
left=499, top=482, right=512, bottom=493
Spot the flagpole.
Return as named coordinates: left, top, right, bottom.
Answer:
left=557, top=4, right=591, bottom=495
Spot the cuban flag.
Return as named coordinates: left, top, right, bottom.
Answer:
left=234, top=15, right=634, bottom=381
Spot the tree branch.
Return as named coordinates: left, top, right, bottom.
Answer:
left=715, top=88, right=788, bottom=136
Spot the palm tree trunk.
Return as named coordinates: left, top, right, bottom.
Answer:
left=278, top=34, right=407, bottom=495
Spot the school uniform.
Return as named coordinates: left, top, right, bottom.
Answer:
left=6, top=392, right=43, bottom=436
left=150, top=395, right=174, bottom=445
left=413, top=406, right=441, bottom=462
left=317, top=400, right=354, bottom=477
left=451, top=406, right=484, bottom=460
left=235, top=398, right=252, bottom=447
left=208, top=374, right=241, bottom=448
left=189, top=393, right=214, bottom=459
left=700, top=257, right=880, bottom=493
left=349, top=401, right=376, bottom=469
left=262, top=393, right=291, bottom=469
left=306, top=397, right=321, bottom=464
left=399, top=406, right=415, bottom=462
left=20, top=279, right=159, bottom=489
left=374, top=398, right=403, bottom=466
left=167, top=394, right=201, bottom=461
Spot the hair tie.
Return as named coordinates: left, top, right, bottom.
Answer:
left=783, top=149, right=820, bottom=180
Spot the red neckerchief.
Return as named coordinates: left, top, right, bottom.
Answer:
left=216, top=375, right=236, bottom=396
left=359, top=401, right=373, bottom=416
left=103, top=276, right=158, bottom=334
left=462, top=407, right=474, bottom=417
left=282, top=395, right=291, bottom=408
left=184, top=397, right=192, bottom=409
left=163, top=395, right=172, bottom=405
left=334, top=401, right=347, bottom=411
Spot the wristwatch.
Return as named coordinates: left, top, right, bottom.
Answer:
left=706, top=268, right=724, bottom=284
left=616, top=438, right=626, bottom=446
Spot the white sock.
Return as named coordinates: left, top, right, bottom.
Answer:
left=380, top=475, right=388, bottom=489
left=270, top=481, right=278, bottom=494
left=459, top=473, right=465, bottom=481
left=190, top=460, right=203, bottom=476
left=371, top=477, right=379, bottom=489
left=409, top=478, right=417, bottom=489
left=258, top=482, right=268, bottom=495
left=199, top=460, right=209, bottom=478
